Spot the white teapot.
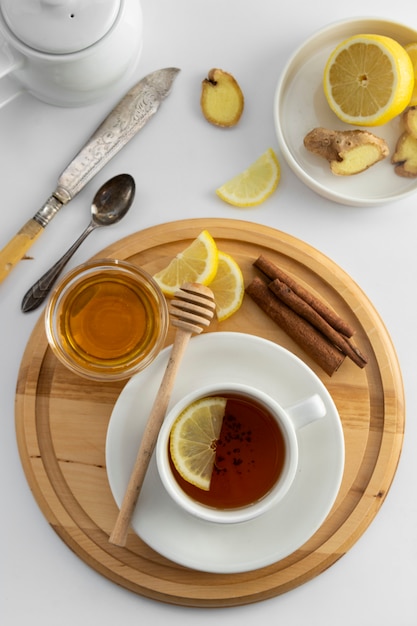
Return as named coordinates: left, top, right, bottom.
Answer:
left=0, top=0, right=143, bottom=107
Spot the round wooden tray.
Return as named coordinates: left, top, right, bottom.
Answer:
left=15, top=218, right=405, bottom=607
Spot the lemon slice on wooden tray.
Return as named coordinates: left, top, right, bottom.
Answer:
left=216, top=148, right=280, bottom=207
left=210, top=251, right=244, bottom=321
left=169, top=396, right=227, bottom=490
left=153, top=230, right=218, bottom=297
left=323, top=34, right=414, bottom=126
left=153, top=231, right=245, bottom=321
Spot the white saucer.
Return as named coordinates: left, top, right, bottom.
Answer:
left=106, top=332, right=345, bottom=573
left=274, top=17, right=417, bottom=207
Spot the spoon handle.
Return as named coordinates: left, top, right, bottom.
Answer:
left=21, top=223, right=95, bottom=313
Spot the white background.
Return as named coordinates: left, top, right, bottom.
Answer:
left=1, top=1, right=416, bottom=624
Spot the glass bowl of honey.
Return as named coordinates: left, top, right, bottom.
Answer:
left=45, top=258, right=169, bottom=381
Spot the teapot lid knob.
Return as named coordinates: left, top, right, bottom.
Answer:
left=1, top=0, right=121, bottom=54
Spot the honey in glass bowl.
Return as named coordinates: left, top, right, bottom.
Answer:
left=45, top=259, right=168, bottom=381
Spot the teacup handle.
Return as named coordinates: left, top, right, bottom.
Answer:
left=285, top=393, right=327, bottom=430
left=0, top=48, right=25, bottom=108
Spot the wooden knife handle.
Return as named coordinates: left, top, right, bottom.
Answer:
left=0, top=219, right=44, bottom=284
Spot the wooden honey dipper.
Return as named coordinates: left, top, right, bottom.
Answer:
left=109, top=282, right=216, bottom=547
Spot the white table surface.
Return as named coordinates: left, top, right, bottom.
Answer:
left=1, top=1, right=416, bottom=624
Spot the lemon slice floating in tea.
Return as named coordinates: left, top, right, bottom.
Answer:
left=216, top=148, right=280, bottom=207
left=169, top=396, right=227, bottom=490
left=153, top=230, right=218, bottom=297
left=323, top=34, right=414, bottom=126
left=209, top=251, right=244, bottom=321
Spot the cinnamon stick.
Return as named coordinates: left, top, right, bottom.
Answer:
left=254, top=254, right=355, bottom=338
left=269, top=278, right=368, bottom=368
left=246, top=277, right=345, bottom=376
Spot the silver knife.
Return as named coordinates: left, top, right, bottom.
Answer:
left=0, top=67, right=180, bottom=284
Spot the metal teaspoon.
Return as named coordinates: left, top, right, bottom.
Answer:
left=21, top=173, right=136, bottom=313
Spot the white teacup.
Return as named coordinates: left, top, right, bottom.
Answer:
left=156, top=383, right=327, bottom=524
left=0, top=0, right=143, bottom=108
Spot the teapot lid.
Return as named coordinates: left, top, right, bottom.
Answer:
left=1, top=0, right=121, bottom=54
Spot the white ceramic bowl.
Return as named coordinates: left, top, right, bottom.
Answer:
left=274, top=17, right=417, bottom=206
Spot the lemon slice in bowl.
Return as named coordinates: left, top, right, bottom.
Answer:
left=323, top=34, right=414, bottom=126
left=209, top=251, right=244, bottom=321
left=153, top=230, right=218, bottom=297
left=216, top=148, right=280, bottom=207
left=405, top=42, right=417, bottom=106
left=169, top=396, right=227, bottom=490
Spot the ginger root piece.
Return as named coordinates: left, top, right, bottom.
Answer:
left=201, top=68, right=244, bottom=127
left=392, top=107, right=417, bottom=177
left=304, top=127, right=389, bottom=175
left=392, top=131, right=417, bottom=177
left=404, top=106, right=417, bottom=138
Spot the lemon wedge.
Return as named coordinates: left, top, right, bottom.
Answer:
left=153, top=230, right=218, bottom=297
left=169, top=396, right=227, bottom=490
left=323, top=34, right=414, bottom=126
left=216, top=148, right=280, bottom=207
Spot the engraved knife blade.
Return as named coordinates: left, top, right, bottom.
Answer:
left=0, top=67, right=180, bottom=285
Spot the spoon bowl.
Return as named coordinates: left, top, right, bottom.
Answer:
left=91, top=175, right=135, bottom=227
left=21, top=173, right=135, bottom=312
